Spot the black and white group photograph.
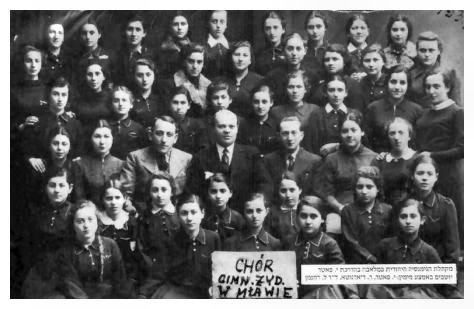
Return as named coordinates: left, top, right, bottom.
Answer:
left=9, top=6, right=465, bottom=300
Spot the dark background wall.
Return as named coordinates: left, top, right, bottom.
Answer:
left=10, top=10, right=463, bottom=103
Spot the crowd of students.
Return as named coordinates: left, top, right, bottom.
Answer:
left=10, top=10, right=463, bottom=299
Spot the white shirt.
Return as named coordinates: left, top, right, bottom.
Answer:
left=151, top=203, right=176, bottom=215
left=325, top=103, right=348, bottom=114
left=347, top=42, right=367, bottom=53
left=216, top=143, right=235, bottom=164
left=207, top=34, right=229, bottom=49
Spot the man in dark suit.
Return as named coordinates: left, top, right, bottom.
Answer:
left=186, top=110, right=265, bottom=213
left=259, top=116, right=322, bottom=202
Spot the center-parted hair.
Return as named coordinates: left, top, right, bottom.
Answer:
left=304, top=11, right=329, bottom=31
left=262, top=11, right=286, bottom=32
left=386, top=14, right=413, bottom=46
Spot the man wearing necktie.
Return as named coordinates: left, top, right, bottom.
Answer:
left=121, top=116, right=192, bottom=212
left=187, top=110, right=266, bottom=214
left=258, top=116, right=322, bottom=203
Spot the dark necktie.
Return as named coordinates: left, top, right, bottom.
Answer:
left=157, top=153, right=169, bottom=171
left=222, top=147, right=230, bottom=167
left=287, top=154, right=295, bottom=171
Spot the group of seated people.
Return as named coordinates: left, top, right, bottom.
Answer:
left=10, top=10, right=463, bottom=299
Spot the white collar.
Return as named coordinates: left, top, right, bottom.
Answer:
left=385, top=148, right=416, bottom=162
left=207, top=34, right=229, bottom=49
left=347, top=42, right=367, bottom=53
left=151, top=203, right=176, bottom=214
left=280, top=203, right=298, bottom=211
left=98, top=210, right=129, bottom=229
left=325, top=103, right=348, bottom=114
left=431, top=99, right=455, bottom=111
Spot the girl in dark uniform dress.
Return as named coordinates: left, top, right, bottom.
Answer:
left=136, top=172, right=180, bottom=298
left=202, top=173, right=245, bottom=242
left=56, top=200, right=131, bottom=298
left=304, top=11, right=329, bottom=64
left=366, top=199, right=443, bottom=299
left=223, top=192, right=280, bottom=251
left=73, top=60, right=113, bottom=128
left=341, top=166, right=392, bottom=264
left=11, top=46, right=47, bottom=131
left=41, top=21, right=72, bottom=86
left=22, top=168, right=74, bottom=298
left=359, top=44, right=387, bottom=107
left=371, top=117, right=418, bottom=207
left=157, top=13, right=191, bottom=79
left=131, top=58, right=168, bottom=129
left=108, top=85, right=147, bottom=160
left=98, top=175, right=139, bottom=284
left=255, top=11, right=286, bottom=76
left=168, top=86, right=207, bottom=154
left=266, top=172, right=302, bottom=241
left=282, top=196, right=359, bottom=299
left=227, top=41, right=263, bottom=119
left=159, top=194, right=220, bottom=298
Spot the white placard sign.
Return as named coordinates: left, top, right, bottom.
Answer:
left=211, top=251, right=298, bottom=299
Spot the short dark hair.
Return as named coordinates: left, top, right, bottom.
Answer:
left=177, top=193, right=204, bottom=211
left=180, top=42, right=205, bottom=66
left=385, top=64, right=411, bottom=90
left=207, top=78, right=231, bottom=102
left=147, top=171, right=177, bottom=202
left=250, top=83, right=274, bottom=103
left=207, top=172, right=233, bottom=192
